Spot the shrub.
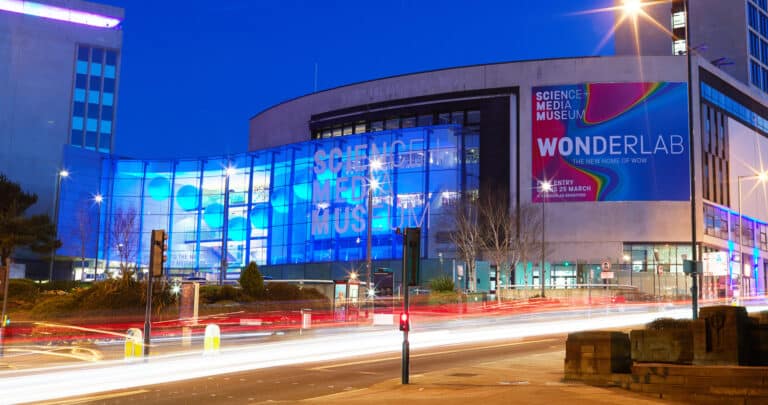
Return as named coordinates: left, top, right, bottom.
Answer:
left=265, top=283, right=301, bottom=301
left=199, top=285, right=241, bottom=303
left=29, top=295, right=77, bottom=319
left=239, top=262, right=265, bottom=298
left=2, top=279, right=40, bottom=302
left=429, top=275, right=455, bottom=292
left=428, top=291, right=460, bottom=305
left=646, top=318, right=693, bottom=331
left=74, top=278, right=143, bottom=312
left=39, top=280, right=88, bottom=293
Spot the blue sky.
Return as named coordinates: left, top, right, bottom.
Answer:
left=99, top=0, right=615, bottom=159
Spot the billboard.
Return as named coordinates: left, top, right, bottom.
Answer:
left=532, top=82, right=690, bottom=202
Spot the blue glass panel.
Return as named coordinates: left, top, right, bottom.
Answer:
left=77, top=45, right=89, bottom=61
left=104, top=65, right=116, bottom=79
left=89, top=76, right=101, bottom=91
left=75, top=74, right=87, bottom=89
left=85, top=131, right=97, bottom=149
left=87, top=104, right=99, bottom=118
left=99, top=133, right=110, bottom=152
left=74, top=88, right=85, bottom=102
left=101, top=104, right=114, bottom=119
left=101, top=93, right=115, bottom=105
left=76, top=61, right=88, bottom=74
left=86, top=118, right=98, bottom=131
left=91, top=63, right=102, bottom=76
left=88, top=91, right=99, bottom=104
left=91, top=48, right=104, bottom=63
left=106, top=50, right=117, bottom=65
left=100, top=120, right=111, bottom=134
left=103, top=78, right=115, bottom=93
left=71, top=116, right=83, bottom=130
left=70, top=129, right=83, bottom=146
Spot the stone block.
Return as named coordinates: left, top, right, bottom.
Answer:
left=694, top=306, right=750, bottom=365
left=630, top=328, right=693, bottom=364
left=564, top=331, right=631, bottom=375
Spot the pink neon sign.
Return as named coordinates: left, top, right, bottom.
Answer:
left=0, top=0, right=121, bottom=28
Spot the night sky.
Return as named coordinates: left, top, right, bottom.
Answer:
left=98, top=0, right=615, bottom=159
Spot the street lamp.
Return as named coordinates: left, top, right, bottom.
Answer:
left=49, top=169, right=69, bottom=281
left=736, top=171, right=768, bottom=299
left=539, top=180, right=552, bottom=298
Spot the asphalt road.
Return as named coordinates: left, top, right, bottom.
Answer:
left=44, top=334, right=567, bottom=404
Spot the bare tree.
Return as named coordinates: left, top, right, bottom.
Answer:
left=447, top=193, right=481, bottom=291
left=72, top=202, right=94, bottom=281
left=110, top=207, right=139, bottom=281
left=509, top=203, right=545, bottom=292
left=477, top=187, right=513, bottom=303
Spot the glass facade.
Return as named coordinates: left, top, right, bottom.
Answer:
left=70, top=44, right=119, bottom=153
left=59, top=125, right=472, bottom=280
left=748, top=0, right=768, bottom=92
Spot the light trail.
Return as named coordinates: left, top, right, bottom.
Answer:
left=2, top=304, right=767, bottom=404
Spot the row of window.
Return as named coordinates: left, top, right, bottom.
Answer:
left=749, top=1, right=768, bottom=36
left=701, top=83, right=768, bottom=134
left=701, top=103, right=729, bottom=206
left=312, top=110, right=481, bottom=140
left=70, top=44, right=119, bottom=153
left=704, top=203, right=768, bottom=250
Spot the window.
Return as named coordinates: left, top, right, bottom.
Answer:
left=385, top=117, right=399, bottom=130
left=751, top=60, right=762, bottom=88
left=70, top=44, right=119, bottom=153
left=750, top=32, right=761, bottom=60
left=673, top=40, right=686, bottom=55
left=671, top=11, right=685, bottom=29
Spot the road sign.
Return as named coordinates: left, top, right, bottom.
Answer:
left=601, top=260, right=611, bottom=272
left=600, top=271, right=614, bottom=279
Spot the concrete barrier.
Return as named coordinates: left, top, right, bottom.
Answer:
left=203, top=324, right=220, bottom=355
left=564, top=331, right=631, bottom=378
left=124, top=328, right=143, bottom=360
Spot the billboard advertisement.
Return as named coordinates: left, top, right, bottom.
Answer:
left=532, top=82, right=690, bottom=202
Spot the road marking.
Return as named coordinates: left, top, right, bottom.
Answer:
left=307, top=338, right=557, bottom=371
left=34, top=389, right=149, bottom=404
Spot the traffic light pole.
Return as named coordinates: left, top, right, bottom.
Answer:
left=143, top=269, right=153, bottom=358
left=401, top=229, right=410, bottom=385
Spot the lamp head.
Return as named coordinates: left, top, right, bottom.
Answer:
left=622, top=0, right=644, bottom=17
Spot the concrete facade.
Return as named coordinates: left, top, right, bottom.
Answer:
left=0, top=0, right=123, bottom=216
left=249, top=56, right=698, bottom=267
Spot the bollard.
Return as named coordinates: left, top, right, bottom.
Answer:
left=203, top=324, right=220, bottom=355
left=124, top=328, right=143, bottom=360
left=181, top=326, right=192, bottom=347
left=301, top=309, right=312, bottom=330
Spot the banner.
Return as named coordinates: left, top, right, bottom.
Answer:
left=532, top=82, right=690, bottom=202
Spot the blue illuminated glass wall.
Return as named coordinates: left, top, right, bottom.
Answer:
left=60, top=125, right=471, bottom=280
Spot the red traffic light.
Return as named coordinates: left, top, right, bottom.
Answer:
left=399, top=312, right=409, bottom=332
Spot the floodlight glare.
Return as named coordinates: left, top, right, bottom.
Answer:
left=622, top=0, right=643, bottom=16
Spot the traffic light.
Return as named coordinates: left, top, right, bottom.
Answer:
left=149, top=229, right=168, bottom=277
left=403, top=227, right=421, bottom=286
left=399, top=312, right=410, bottom=332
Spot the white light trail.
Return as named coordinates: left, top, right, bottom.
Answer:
left=2, top=305, right=766, bottom=403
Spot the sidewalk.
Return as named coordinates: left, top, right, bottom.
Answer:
left=305, top=350, right=684, bottom=405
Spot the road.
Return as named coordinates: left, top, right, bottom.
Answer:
left=39, top=335, right=567, bottom=404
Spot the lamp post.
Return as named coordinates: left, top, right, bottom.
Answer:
left=736, top=172, right=768, bottom=299
left=623, top=254, right=631, bottom=287
left=93, top=194, right=103, bottom=281
left=365, top=158, right=382, bottom=314
left=539, top=180, right=552, bottom=298
left=49, top=169, right=69, bottom=281
left=617, top=0, right=699, bottom=318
